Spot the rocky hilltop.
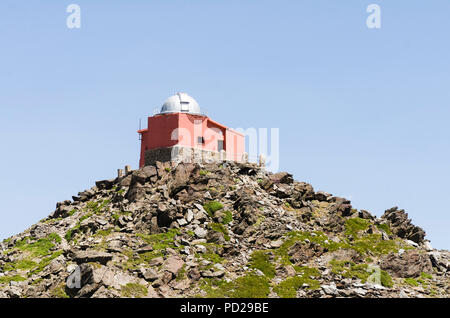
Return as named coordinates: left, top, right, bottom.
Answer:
left=0, top=161, right=448, bottom=298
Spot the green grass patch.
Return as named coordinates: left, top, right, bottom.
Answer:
left=248, top=250, right=276, bottom=278
left=210, top=223, right=230, bottom=241
left=275, top=231, right=340, bottom=265
left=233, top=274, right=270, bottom=298
left=199, top=170, right=208, bottom=176
left=198, top=252, right=223, bottom=265
left=30, top=250, right=64, bottom=275
left=254, top=214, right=266, bottom=227
left=0, top=275, right=26, bottom=284
left=14, top=237, right=30, bottom=249
left=274, top=266, right=321, bottom=298
left=136, top=228, right=180, bottom=250
left=421, top=272, right=432, bottom=280
left=51, top=284, right=70, bottom=298
left=176, top=264, right=187, bottom=282
left=195, top=243, right=224, bottom=268
left=376, top=223, right=392, bottom=235
left=122, top=249, right=164, bottom=271
left=86, top=199, right=111, bottom=214
left=330, top=260, right=393, bottom=288
left=16, top=233, right=61, bottom=257
left=294, top=266, right=321, bottom=277
left=200, top=273, right=270, bottom=298
left=380, top=270, right=394, bottom=288
left=345, top=218, right=370, bottom=237
left=95, top=229, right=113, bottom=237
left=222, top=211, right=233, bottom=225
left=2, top=238, right=11, bottom=244
left=203, top=201, right=223, bottom=218
left=199, top=278, right=235, bottom=298
left=65, top=202, right=113, bottom=242
left=416, top=272, right=433, bottom=286
left=3, top=259, right=37, bottom=272
left=47, top=233, right=62, bottom=244
left=121, top=283, right=148, bottom=298
left=330, top=260, right=370, bottom=282
left=284, top=202, right=294, bottom=211
left=111, top=210, right=132, bottom=222
left=274, top=275, right=320, bottom=298
left=349, top=234, right=401, bottom=256
left=404, top=278, right=419, bottom=287
left=65, top=225, right=80, bottom=242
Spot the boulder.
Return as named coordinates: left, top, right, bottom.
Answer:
left=380, top=250, right=433, bottom=278
left=95, top=179, right=115, bottom=190
left=71, top=250, right=113, bottom=265
left=359, top=210, right=375, bottom=220
left=329, top=197, right=353, bottom=217
left=292, top=182, right=315, bottom=201
left=142, top=268, right=159, bottom=282
left=269, top=172, right=294, bottom=185
left=321, top=283, right=338, bottom=296
left=315, top=191, right=331, bottom=202
left=163, top=257, right=184, bottom=275
left=259, top=172, right=293, bottom=191
left=428, top=251, right=449, bottom=273
left=51, top=205, right=73, bottom=219
left=169, top=163, right=196, bottom=197
left=288, top=242, right=327, bottom=264
left=194, top=227, right=208, bottom=239
left=132, top=165, right=157, bottom=184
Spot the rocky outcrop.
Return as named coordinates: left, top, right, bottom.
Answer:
left=0, top=161, right=448, bottom=299
left=381, top=207, right=426, bottom=244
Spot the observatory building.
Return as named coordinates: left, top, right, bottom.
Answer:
left=138, top=93, right=245, bottom=167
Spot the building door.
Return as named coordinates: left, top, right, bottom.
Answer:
left=218, top=140, right=224, bottom=152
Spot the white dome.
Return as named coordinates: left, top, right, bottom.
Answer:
left=160, top=92, right=201, bottom=115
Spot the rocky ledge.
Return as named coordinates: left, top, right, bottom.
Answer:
left=0, top=161, right=448, bottom=298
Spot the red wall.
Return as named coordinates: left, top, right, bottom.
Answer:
left=138, top=113, right=244, bottom=167
left=225, top=129, right=245, bottom=161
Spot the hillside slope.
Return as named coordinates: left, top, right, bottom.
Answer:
left=0, top=161, right=448, bottom=298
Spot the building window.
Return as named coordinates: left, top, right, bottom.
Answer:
left=198, top=136, right=205, bottom=144
left=218, top=140, right=224, bottom=152
left=181, top=102, right=189, bottom=112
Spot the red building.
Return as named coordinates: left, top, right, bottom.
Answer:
left=138, top=93, right=245, bottom=167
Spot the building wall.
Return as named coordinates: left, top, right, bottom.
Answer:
left=225, top=129, right=245, bottom=161
left=176, top=113, right=225, bottom=152
left=139, top=112, right=245, bottom=167
left=138, top=113, right=179, bottom=167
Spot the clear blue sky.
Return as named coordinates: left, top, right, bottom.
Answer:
left=0, top=1, right=449, bottom=249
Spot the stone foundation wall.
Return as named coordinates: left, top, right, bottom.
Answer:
left=144, top=146, right=224, bottom=166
